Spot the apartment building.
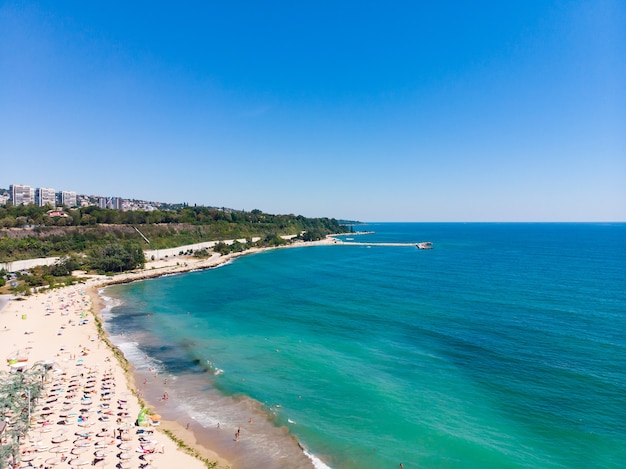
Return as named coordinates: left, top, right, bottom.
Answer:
left=9, top=184, right=35, bottom=206
left=36, top=187, right=56, bottom=207
left=60, top=190, right=77, bottom=208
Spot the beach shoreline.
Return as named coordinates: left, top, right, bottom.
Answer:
left=1, top=237, right=337, bottom=468
left=87, top=284, right=236, bottom=468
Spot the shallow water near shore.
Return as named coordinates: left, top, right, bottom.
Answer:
left=102, top=223, right=626, bottom=469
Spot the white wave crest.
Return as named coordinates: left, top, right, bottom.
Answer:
left=302, top=448, right=333, bottom=469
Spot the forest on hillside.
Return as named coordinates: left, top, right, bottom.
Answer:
left=0, top=205, right=347, bottom=263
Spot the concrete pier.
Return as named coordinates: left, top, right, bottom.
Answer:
left=339, top=241, right=420, bottom=247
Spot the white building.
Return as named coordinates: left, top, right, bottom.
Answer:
left=36, top=187, right=56, bottom=207
left=60, top=190, right=77, bottom=208
left=9, top=184, right=34, bottom=206
left=106, top=197, right=123, bottom=210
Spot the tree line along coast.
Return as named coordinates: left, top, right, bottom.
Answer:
left=0, top=203, right=358, bottom=295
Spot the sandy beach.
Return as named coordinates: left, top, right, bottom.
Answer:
left=0, top=238, right=337, bottom=469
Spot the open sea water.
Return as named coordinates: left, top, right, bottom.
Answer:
left=101, top=223, right=626, bottom=469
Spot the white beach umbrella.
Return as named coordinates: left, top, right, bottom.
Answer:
left=73, top=439, right=91, bottom=447
left=94, top=449, right=111, bottom=458
left=48, top=445, right=68, bottom=454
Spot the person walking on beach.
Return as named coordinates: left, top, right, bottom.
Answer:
left=235, top=427, right=240, bottom=441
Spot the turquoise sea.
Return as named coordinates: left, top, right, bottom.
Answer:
left=101, top=223, right=626, bottom=469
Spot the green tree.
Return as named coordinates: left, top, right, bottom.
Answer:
left=263, top=233, right=287, bottom=246
left=87, top=241, right=145, bottom=273
left=51, top=254, right=82, bottom=276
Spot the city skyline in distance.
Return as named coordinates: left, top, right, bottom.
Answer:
left=1, top=182, right=183, bottom=212
left=1, top=2, right=624, bottom=222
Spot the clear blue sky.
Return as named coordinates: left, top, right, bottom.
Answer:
left=1, top=1, right=624, bottom=221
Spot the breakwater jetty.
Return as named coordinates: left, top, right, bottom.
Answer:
left=329, top=234, right=432, bottom=248
left=329, top=236, right=427, bottom=247
left=341, top=241, right=421, bottom=247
